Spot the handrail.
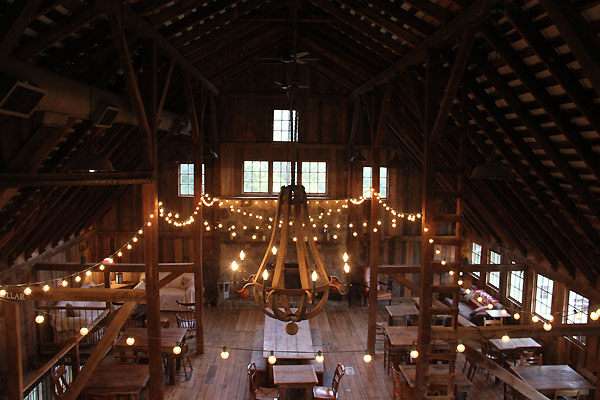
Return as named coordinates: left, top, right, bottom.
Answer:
left=23, top=308, right=109, bottom=392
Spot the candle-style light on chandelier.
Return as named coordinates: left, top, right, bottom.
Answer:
left=242, top=185, right=350, bottom=335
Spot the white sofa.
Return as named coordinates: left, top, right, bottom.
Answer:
left=139, top=272, right=195, bottom=311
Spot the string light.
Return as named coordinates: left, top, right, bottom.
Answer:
left=80, top=327, right=89, bottom=336
left=42, top=285, right=50, bottom=292
left=363, top=351, right=372, bottom=363
left=513, top=313, right=520, bottom=320
left=35, top=314, right=45, bottom=324
left=173, top=345, right=182, bottom=355
left=75, top=275, right=82, bottom=283
left=268, top=351, right=277, bottom=365
left=61, top=280, right=68, bottom=287
left=24, top=287, right=32, bottom=295
left=85, top=270, right=92, bottom=277
left=410, top=347, right=419, bottom=359
left=456, top=341, right=465, bottom=353
left=531, top=315, right=539, bottom=323
left=543, top=323, right=552, bottom=331
left=0, top=289, right=6, bottom=297
left=315, top=351, right=324, bottom=364
left=126, top=336, right=135, bottom=346
left=501, top=333, right=510, bottom=343
left=220, top=346, right=230, bottom=360
left=590, top=311, right=599, bottom=321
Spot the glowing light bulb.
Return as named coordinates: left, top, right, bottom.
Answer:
left=117, top=251, right=123, bottom=257
left=42, top=284, right=50, bottom=292
left=61, top=280, right=68, bottom=287
left=501, top=309, right=508, bottom=315
left=465, top=289, right=471, bottom=294
left=449, top=270, right=454, bottom=276
left=173, top=345, right=182, bottom=355
left=441, top=260, right=447, bottom=266
left=313, top=236, right=318, bottom=241
left=548, top=315, right=554, bottom=322
left=293, top=237, right=297, bottom=242
left=457, top=279, right=463, bottom=286
left=0, top=289, right=5, bottom=297
left=435, top=249, right=441, bottom=255
left=147, top=222, right=152, bottom=227
left=268, top=351, right=277, bottom=365
left=353, top=232, right=358, bottom=237
left=543, top=323, right=552, bottom=331
left=80, top=327, right=89, bottom=336
left=343, top=252, right=349, bottom=262
left=271, top=246, right=277, bottom=256
left=344, top=263, right=350, bottom=274
left=126, top=336, right=135, bottom=346
left=501, top=334, right=510, bottom=343
left=410, top=349, right=419, bottom=359
left=315, top=351, right=324, bottom=364
left=35, top=314, right=45, bottom=324
left=231, top=261, right=239, bottom=272
left=513, top=313, right=520, bottom=320
left=85, top=270, right=92, bottom=277
left=363, top=352, right=372, bottom=363
left=220, top=346, right=230, bottom=360
left=239, top=250, right=245, bottom=260
left=75, top=275, right=82, bottom=283
left=590, top=311, right=599, bottom=321
left=312, top=271, right=318, bottom=282
left=532, top=315, right=539, bottom=323
left=263, top=269, right=269, bottom=281
left=127, top=244, right=132, bottom=250
left=477, top=296, right=483, bottom=302
left=487, top=304, right=494, bottom=310
left=99, top=264, right=105, bottom=271
left=24, top=287, right=32, bottom=295
left=423, top=227, right=428, bottom=232
left=457, top=342, right=465, bottom=353
left=362, top=222, right=367, bottom=227
left=333, top=234, right=338, bottom=239
left=138, top=229, right=143, bottom=235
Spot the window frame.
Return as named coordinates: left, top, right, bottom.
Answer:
left=362, top=166, right=388, bottom=199
left=470, top=242, right=482, bottom=278
left=300, top=161, right=328, bottom=195
left=272, top=109, right=298, bottom=142
left=271, top=161, right=295, bottom=193
left=507, top=267, right=524, bottom=305
left=178, top=163, right=203, bottom=197
left=565, top=290, right=589, bottom=344
left=486, top=250, right=501, bottom=289
left=534, top=274, right=554, bottom=321
left=242, top=160, right=270, bottom=194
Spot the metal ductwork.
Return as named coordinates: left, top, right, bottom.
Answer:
left=0, top=57, right=191, bottom=134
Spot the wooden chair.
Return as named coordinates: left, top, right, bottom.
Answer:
left=462, top=353, right=479, bottom=381
left=519, top=352, right=542, bottom=366
left=554, top=389, right=580, bottom=400
left=363, top=267, right=392, bottom=306
left=176, top=300, right=196, bottom=341
left=392, top=366, right=414, bottom=400
left=313, top=363, right=345, bottom=399
left=51, top=365, right=70, bottom=399
left=484, top=318, right=502, bottom=326
left=174, top=343, right=193, bottom=381
left=375, top=321, right=387, bottom=347
left=384, top=335, right=404, bottom=374
left=248, top=369, right=279, bottom=400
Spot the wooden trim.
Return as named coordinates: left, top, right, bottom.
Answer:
left=431, top=323, right=600, bottom=341
left=0, top=172, right=154, bottom=187
left=27, top=287, right=146, bottom=302
left=34, top=262, right=195, bottom=273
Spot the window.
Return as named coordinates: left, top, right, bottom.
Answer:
left=243, top=161, right=269, bottom=193
left=179, top=163, right=204, bottom=197
left=272, top=161, right=293, bottom=193
left=487, top=250, right=501, bottom=289
left=566, top=291, right=590, bottom=343
left=273, top=109, right=298, bottom=142
left=301, top=162, right=327, bottom=194
left=362, top=167, right=388, bottom=198
left=534, top=274, right=554, bottom=320
left=508, top=269, right=524, bottom=305
left=471, top=242, right=482, bottom=277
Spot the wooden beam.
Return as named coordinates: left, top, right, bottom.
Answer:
left=27, top=287, right=146, bottom=302
left=0, top=172, right=154, bottom=187
left=159, top=272, right=183, bottom=289
left=373, top=80, right=394, bottom=146
left=431, top=323, right=600, bottom=341
left=4, top=301, right=23, bottom=399
left=367, top=148, right=381, bottom=354
left=429, top=29, right=476, bottom=143
left=61, top=302, right=136, bottom=400
left=390, top=273, right=419, bottom=292
left=0, top=0, right=43, bottom=58
left=537, top=0, right=600, bottom=96
left=352, top=0, right=493, bottom=97
left=97, top=1, right=218, bottom=94
left=34, top=262, right=194, bottom=273
left=381, top=263, right=529, bottom=274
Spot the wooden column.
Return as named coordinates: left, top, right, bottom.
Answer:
left=184, top=74, right=205, bottom=354
left=366, top=150, right=380, bottom=354
left=4, top=301, right=23, bottom=399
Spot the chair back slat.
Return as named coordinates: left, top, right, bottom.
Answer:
left=331, top=363, right=346, bottom=396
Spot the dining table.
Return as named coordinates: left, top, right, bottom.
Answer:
left=263, top=315, right=314, bottom=360
left=386, top=304, right=419, bottom=326
left=273, top=364, right=318, bottom=400
left=83, top=364, right=149, bottom=398
left=489, top=337, right=542, bottom=365
left=384, top=326, right=419, bottom=349
left=399, top=364, right=473, bottom=400
left=115, top=327, right=187, bottom=385
left=510, top=365, right=594, bottom=396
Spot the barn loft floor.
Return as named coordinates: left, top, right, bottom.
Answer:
left=155, top=304, right=504, bottom=399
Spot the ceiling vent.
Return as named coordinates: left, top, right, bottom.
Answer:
left=92, top=102, right=121, bottom=128
left=0, top=76, right=46, bottom=118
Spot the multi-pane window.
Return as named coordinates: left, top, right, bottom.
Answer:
left=566, top=291, right=590, bottom=343
left=272, top=161, right=293, bottom=193
left=487, top=250, right=501, bottom=289
left=273, top=109, right=298, bottom=142
left=508, top=269, right=524, bottom=305
left=179, top=163, right=204, bottom=197
left=534, top=274, right=554, bottom=320
left=471, top=242, right=482, bottom=278
left=362, top=167, right=388, bottom=198
left=243, top=161, right=269, bottom=193
left=301, top=162, right=327, bottom=194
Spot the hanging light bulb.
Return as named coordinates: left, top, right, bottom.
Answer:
left=0, top=289, right=6, bottom=297
left=42, top=284, right=50, bottom=292
left=532, top=315, right=539, bottom=323
left=61, top=280, right=68, bottom=287
left=268, top=351, right=277, bottom=365
left=429, top=238, right=434, bottom=244
left=239, top=250, right=245, bottom=261
left=457, top=279, right=464, bottom=286
left=35, top=314, right=45, bottom=324
left=435, top=249, right=441, bottom=255
left=315, top=351, right=324, bottom=364
left=99, top=264, right=105, bottom=271
left=24, top=287, right=32, bottom=295
left=220, top=346, right=230, bottom=360
left=456, top=341, right=465, bottom=353
left=126, top=244, right=132, bottom=250
left=80, top=327, right=89, bottom=336
left=85, top=270, right=92, bottom=277
left=543, top=323, right=552, bottom=331
left=363, top=351, right=372, bottom=363
left=487, top=304, right=494, bottom=310
left=448, top=270, right=454, bottom=276
left=513, top=313, right=520, bottom=320
left=173, top=345, right=182, bottom=355
left=126, top=336, right=135, bottom=346
left=465, top=289, right=471, bottom=294
left=410, top=347, right=419, bottom=359
left=590, top=311, right=599, bottom=321
left=501, top=333, right=510, bottom=343
left=477, top=296, right=483, bottom=303
left=501, top=309, right=508, bottom=315
left=548, top=315, right=554, bottom=322
left=75, top=275, right=82, bottom=283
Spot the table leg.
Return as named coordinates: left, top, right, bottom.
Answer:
left=278, top=387, right=287, bottom=400
left=167, top=354, right=175, bottom=385
left=389, top=314, right=393, bottom=326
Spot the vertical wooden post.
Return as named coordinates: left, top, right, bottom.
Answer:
left=367, top=151, right=380, bottom=354
left=185, top=75, right=205, bottom=354
left=4, top=301, right=23, bottom=399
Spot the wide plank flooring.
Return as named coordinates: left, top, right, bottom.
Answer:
left=163, top=305, right=505, bottom=399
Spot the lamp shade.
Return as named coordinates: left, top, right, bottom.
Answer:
left=471, top=153, right=512, bottom=180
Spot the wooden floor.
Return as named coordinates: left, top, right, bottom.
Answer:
left=162, top=304, right=506, bottom=399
